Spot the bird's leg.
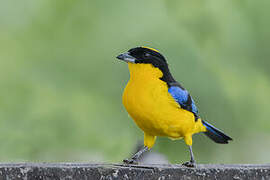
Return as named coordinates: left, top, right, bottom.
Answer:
left=123, top=146, right=149, bottom=164
left=182, top=145, right=196, bottom=168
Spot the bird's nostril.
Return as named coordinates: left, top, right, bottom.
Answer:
left=117, top=54, right=124, bottom=60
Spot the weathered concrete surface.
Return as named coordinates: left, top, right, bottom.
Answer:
left=0, top=163, right=269, bottom=180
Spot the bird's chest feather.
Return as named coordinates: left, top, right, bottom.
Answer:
left=122, top=64, right=180, bottom=135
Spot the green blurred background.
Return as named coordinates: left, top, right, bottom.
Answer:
left=0, top=0, right=270, bottom=164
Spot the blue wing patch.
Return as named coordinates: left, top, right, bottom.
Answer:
left=168, top=86, right=188, bottom=106
left=168, top=86, right=199, bottom=116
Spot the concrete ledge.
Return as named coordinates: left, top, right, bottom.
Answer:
left=0, top=163, right=269, bottom=180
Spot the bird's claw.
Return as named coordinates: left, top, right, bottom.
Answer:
left=123, top=158, right=138, bottom=164
left=182, top=161, right=196, bottom=168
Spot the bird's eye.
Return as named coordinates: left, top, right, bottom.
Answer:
left=145, top=53, right=150, bottom=57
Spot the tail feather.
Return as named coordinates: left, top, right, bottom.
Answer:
left=202, top=120, right=233, bottom=144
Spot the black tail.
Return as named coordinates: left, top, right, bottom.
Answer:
left=202, top=120, right=233, bottom=144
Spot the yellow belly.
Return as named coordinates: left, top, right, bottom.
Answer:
left=122, top=64, right=205, bottom=140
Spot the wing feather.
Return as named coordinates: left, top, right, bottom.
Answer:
left=168, top=84, right=199, bottom=119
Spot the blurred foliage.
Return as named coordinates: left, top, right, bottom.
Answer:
left=0, top=0, right=269, bottom=164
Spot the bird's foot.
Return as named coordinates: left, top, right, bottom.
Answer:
left=123, top=158, right=138, bottom=165
left=182, top=161, right=196, bottom=168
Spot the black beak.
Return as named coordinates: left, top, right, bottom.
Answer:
left=116, top=52, right=136, bottom=63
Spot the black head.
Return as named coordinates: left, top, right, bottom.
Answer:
left=116, top=46, right=168, bottom=69
left=117, top=46, right=177, bottom=87
left=117, top=46, right=177, bottom=85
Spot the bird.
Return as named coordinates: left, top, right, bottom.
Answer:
left=116, top=46, right=232, bottom=167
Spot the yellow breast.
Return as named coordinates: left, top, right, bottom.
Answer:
left=122, top=63, right=205, bottom=138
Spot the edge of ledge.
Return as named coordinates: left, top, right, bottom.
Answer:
left=0, top=162, right=269, bottom=168
left=0, top=163, right=269, bottom=180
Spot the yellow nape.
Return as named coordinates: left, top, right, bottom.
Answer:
left=141, top=46, right=159, bottom=52
left=123, top=63, right=207, bottom=149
